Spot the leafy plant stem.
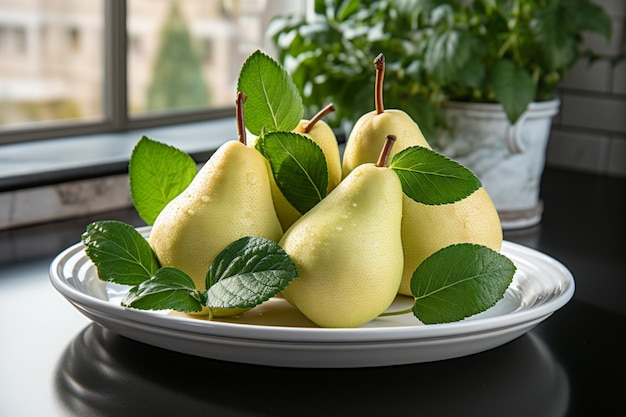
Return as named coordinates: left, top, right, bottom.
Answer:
left=497, top=34, right=515, bottom=59
left=532, top=66, right=541, bottom=88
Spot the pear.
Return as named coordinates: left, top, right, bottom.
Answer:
left=342, top=53, right=431, bottom=178
left=398, top=187, right=503, bottom=296
left=280, top=135, right=404, bottom=328
left=250, top=103, right=342, bottom=232
left=149, top=92, right=283, bottom=301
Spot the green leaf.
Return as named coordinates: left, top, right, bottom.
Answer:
left=336, top=0, right=362, bottom=21
left=429, top=4, right=455, bottom=27
left=530, top=7, right=578, bottom=72
left=122, top=267, right=204, bottom=313
left=129, top=136, right=197, bottom=225
left=237, top=49, right=303, bottom=136
left=258, top=131, right=328, bottom=214
left=451, top=55, right=485, bottom=89
left=411, top=243, right=516, bottom=324
left=390, top=146, right=482, bottom=205
left=424, top=28, right=474, bottom=84
left=576, top=0, right=612, bottom=40
left=205, top=236, right=299, bottom=310
left=81, top=220, right=160, bottom=285
left=490, top=59, right=536, bottom=124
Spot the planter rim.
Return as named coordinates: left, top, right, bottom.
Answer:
left=443, top=99, right=560, bottom=113
left=442, top=99, right=560, bottom=121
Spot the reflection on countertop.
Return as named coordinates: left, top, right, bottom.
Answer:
left=56, top=324, right=568, bottom=417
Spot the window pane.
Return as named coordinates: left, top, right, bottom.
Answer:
left=0, top=0, right=105, bottom=129
left=127, top=0, right=304, bottom=117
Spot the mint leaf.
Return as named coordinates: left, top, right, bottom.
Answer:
left=129, top=136, right=198, bottom=225
left=81, top=220, right=160, bottom=285
left=205, top=236, right=298, bottom=310
left=390, top=146, right=481, bottom=205
left=411, top=243, right=516, bottom=324
left=258, top=131, right=328, bottom=214
left=237, top=49, right=303, bottom=136
left=122, top=267, right=204, bottom=313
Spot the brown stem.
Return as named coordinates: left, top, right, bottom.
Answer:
left=376, top=135, right=396, bottom=168
left=374, top=53, right=385, bottom=115
left=236, top=91, right=247, bottom=144
left=303, top=103, right=335, bottom=133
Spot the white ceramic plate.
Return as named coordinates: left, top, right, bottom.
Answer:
left=49, top=232, right=574, bottom=368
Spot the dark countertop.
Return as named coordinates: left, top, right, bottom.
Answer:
left=1, top=167, right=624, bottom=417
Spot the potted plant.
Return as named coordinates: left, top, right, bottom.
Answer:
left=268, top=0, right=612, bottom=228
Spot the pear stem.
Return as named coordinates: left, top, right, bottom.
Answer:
left=236, top=91, right=247, bottom=144
left=303, top=103, right=335, bottom=133
left=376, top=135, right=396, bottom=168
left=374, top=53, right=385, bottom=115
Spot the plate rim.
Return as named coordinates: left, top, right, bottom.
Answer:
left=49, top=236, right=575, bottom=345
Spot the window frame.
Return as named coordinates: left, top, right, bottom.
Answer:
left=0, top=0, right=234, bottom=146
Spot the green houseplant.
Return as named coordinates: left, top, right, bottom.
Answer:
left=268, top=0, right=611, bottom=136
left=268, top=0, right=612, bottom=228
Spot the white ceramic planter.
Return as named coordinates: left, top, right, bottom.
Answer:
left=434, top=99, right=560, bottom=230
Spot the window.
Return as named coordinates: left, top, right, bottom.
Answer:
left=0, top=0, right=305, bottom=145
left=0, top=1, right=106, bottom=135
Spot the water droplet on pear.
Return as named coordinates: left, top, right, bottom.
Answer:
left=246, top=172, right=257, bottom=184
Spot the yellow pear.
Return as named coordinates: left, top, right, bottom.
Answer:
left=342, top=53, right=431, bottom=178
left=249, top=103, right=342, bottom=232
left=148, top=93, right=283, bottom=315
left=398, top=187, right=503, bottom=296
left=280, top=135, right=404, bottom=328
left=148, top=139, right=282, bottom=289
left=266, top=167, right=302, bottom=232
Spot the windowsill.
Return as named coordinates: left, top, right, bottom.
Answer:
left=0, top=117, right=237, bottom=230
left=0, top=117, right=236, bottom=191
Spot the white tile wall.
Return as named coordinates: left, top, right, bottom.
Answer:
left=613, top=59, right=626, bottom=95
left=558, top=60, right=612, bottom=93
left=546, top=130, right=611, bottom=174
left=560, top=95, right=626, bottom=133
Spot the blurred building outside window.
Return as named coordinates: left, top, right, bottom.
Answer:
left=0, top=0, right=305, bottom=145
